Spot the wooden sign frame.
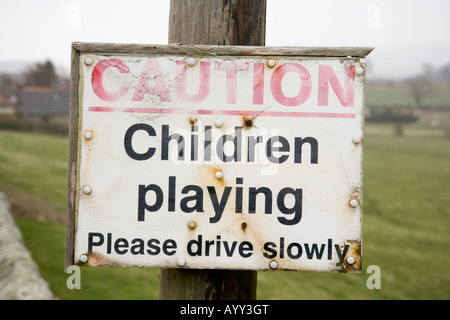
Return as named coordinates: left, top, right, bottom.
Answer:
left=65, top=42, right=373, bottom=272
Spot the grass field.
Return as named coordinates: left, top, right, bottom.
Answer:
left=365, top=81, right=450, bottom=108
left=1, top=122, right=449, bottom=300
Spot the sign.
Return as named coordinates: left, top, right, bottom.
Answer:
left=66, top=43, right=372, bottom=272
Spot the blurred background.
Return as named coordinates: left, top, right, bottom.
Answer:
left=0, top=0, right=448, bottom=299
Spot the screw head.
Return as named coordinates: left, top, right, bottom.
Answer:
left=215, top=171, right=223, bottom=179
left=187, top=58, right=196, bottom=66
left=356, top=67, right=364, bottom=76
left=189, top=115, right=197, bottom=123
left=350, top=199, right=359, bottom=208
left=214, top=119, right=223, bottom=128
left=84, top=131, right=93, bottom=140
left=84, top=57, right=93, bottom=66
left=83, top=186, right=92, bottom=194
left=177, top=258, right=186, bottom=267
left=188, top=221, right=197, bottom=229
left=80, top=254, right=88, bottom=263
left=267, top=59, right=276, bottom=68
left=269, top=260, right=278, bottom=269
left=352, top=136, right=361, bottom=144
left=347, top=256, right=356, bottom=265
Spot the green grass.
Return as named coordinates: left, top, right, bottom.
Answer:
left=16, top=218, right=160, bottom=300
left=366, top=81, right=450, bottom=108
left=2, top=126, right=449, bottom=299
left=257, top=125, right=450, bottom=300
left=362, top=128, right=449, bottom=299
left=0, top=130, right=68, bottom=212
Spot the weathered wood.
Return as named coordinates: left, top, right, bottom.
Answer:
left=158, top=0, right=268, bottom=300
left=168, top=0, right=266, bottom=46
left=159, top=269, right=257, bottom=300
left=65, top=44, right=81, bottom=272
left=72, top=42, right=374, bottom=58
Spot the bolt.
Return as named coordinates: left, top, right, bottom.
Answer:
left=356, top=67, right=364, bottom=76
left=352, top=136, right=361, bottom=144
left=188, top=221, right=196, bottom=230
left=241, top=222, right=247, bottom=230
left=177, top=258, right=186, bottom=267
left=83, top=186, right=92, bottom=194
left=80, top=254, right=88, bottom=263
left=187, top=58, right=196, bottom=66
left=189, top=115, right=197, bottom=123
left=269, top=260, right=278, bottom=269
left=84, top=57, right=93, bottom=66
left=215, top=170, right=223, bottom=179
left=346, top=256, right=356, bottom=265
left=84, top=131, right=93, bottom=140
left=350, top=199, right=359, bottom=208
left=267, top=59, right=276, bottom=68
left=214, top=119, right=223, bottom=128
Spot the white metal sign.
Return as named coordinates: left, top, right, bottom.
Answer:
left=67, top=43, right=372, bottom=272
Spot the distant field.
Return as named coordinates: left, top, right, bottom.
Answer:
left=1, top=124, right=449, bottom=299
left=365, top=81, right=450, bottom=108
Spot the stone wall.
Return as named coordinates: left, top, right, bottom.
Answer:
left=0, top=191, right=56, bottom=300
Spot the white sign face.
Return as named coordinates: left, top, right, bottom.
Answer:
left=71, top=45, right=367, bottom=272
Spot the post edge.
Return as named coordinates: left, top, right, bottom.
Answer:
left=64, top=43, right=81, bottom=272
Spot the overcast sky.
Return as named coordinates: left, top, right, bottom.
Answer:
left=0, top=0, right=449, bottom=79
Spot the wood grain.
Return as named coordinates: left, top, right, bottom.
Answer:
left=72, top=42, right=373, bottom=58
left=64, top=43, right=80, bottom=272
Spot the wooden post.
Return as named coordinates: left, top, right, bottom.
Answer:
left=168, top=0, right=266, bottom=46
left=159, top=0, right=266, bottom=300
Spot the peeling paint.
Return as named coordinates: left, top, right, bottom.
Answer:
left=341, top=240, right=362, bottom=272
left=349, top=186, right=362, bottom=207
left=78, top=252, right=121, bottom=267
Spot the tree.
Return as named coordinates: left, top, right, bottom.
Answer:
left=0, top=74, right=14, bottom=97
left=407, top=64, right=433, bottom=108
left=439, top=63, right=450, bottom=81
left=407, top=75, right=431, bottom=108
left=24, top=60, right=58, bottom=87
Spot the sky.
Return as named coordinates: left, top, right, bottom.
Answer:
left=0, top=0, right=449, bottom=79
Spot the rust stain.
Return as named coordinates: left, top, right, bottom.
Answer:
left=241, top=116, right=255, bottom=130
left=188, top=115, right=197, bottom=125
left=188, top=220, right=197, bottom=230
left=341, top=240, right=361, bottom=272
left=209, top=166, right=226, bottom=186
left=77, top=252, right=122, bottom=267
left=79, top=129, right=96, bottom=202
left=349, top=186, right=362, bottom=207
left=352, top=136, right=364, bottom=151
left=265, top=58, right=279, bottom=68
